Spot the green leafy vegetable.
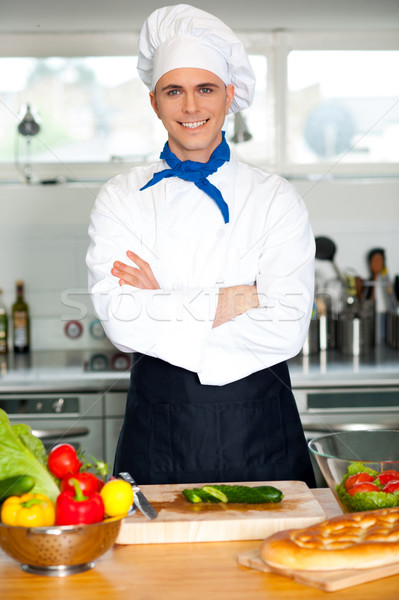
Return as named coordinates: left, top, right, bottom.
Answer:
left=346, top=462, right=379, bottom=478
left=12, top=423, right=48, bottom=467
left=0, top=409, right=60, bottom=503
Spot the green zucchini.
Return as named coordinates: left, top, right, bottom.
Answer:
left=182, top=484, right=283, bottom=504
left=0, top=475, right=35, bottom=502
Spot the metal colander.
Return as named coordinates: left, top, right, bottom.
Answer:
left=0, top=517, right=122, bottom=576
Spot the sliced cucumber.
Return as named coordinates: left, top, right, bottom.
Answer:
left=202, top=486, right=228, bottom=502
left=182, top=488, right=221, bottom=503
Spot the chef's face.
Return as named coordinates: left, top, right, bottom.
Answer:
left=150, top=68, right=234, bottom=163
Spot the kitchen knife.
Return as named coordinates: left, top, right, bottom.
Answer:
left=118, top=472, right=158, bottom=520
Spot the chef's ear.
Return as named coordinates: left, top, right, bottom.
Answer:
left=149, top=91, right=161, bottom=119
left=225, top=84, right=235, bottom=115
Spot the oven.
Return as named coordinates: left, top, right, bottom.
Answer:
left=0, top=392, right=104, bottom=459
left=294, top=386, right=399, bottom=486
left=103, top=392, right=126, bottom=467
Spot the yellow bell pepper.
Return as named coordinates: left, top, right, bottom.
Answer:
left=1, top=492, right=56, bottom=527
left=100, top=479, right=133, bottom=517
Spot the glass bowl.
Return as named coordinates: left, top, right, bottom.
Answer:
left=308, top=430, right=399, bottom=513
left=0, top=516, right=122, bottom=576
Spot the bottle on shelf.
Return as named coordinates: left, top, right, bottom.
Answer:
left=341, top=272, right=359, bottom=316
left=12, top=280, right=30, bottom=353
left=0, top=288, right=8, bottom=354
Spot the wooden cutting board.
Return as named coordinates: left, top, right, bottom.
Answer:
left=237, top=547, right=399, bottom=592
left=116, top=480, right=326, bottom=545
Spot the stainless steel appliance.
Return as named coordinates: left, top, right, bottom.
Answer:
left=0, top=392, right=104, bottom=458
left=103, top=392, right=126, bottom=466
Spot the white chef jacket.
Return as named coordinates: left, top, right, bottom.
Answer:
left=86, top=155, right=315, bottom=385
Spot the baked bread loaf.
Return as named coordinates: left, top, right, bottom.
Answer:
left=260, top=507, right=399, bottom=571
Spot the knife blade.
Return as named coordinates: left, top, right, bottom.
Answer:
left=118, top=472, right=158, bottom=520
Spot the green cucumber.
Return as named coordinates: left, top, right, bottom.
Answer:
left=0, top=475, right=35, bottom=502
left=182, top=484, right=283, bottom=504
left=202, top=486, right=228, bottom=502
left=182, top=488, right=221, bottom=503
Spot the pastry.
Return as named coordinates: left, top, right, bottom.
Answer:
left=260, top=507, right=399, bottom=571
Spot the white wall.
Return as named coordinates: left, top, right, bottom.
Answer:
left=0, top=183, right=100, bottom=350
left=1, top=177, right=398, bottom=349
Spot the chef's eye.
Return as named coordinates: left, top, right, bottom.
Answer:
left=167, top=89, right=181, bottom=96
left=199, top=87, right=212, bottom=94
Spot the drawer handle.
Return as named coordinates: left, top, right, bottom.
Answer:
left=303, top=423, right=399, bottom=433
left=31, top=427, right=89, bottom=440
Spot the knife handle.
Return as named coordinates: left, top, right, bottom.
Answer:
left=118, top=472, right=138, bottom=487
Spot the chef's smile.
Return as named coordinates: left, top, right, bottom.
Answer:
left=180, top=119, right=209, bottom=129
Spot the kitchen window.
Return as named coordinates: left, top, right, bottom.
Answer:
left=0, top=54, right=268, bottom=168
left=287, top=50, right=399, bottom=166
left=0, top=56, right=161, bottom=165
left=0, top=30, right=397, bottom=181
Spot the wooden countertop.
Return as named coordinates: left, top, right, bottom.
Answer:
left=1, top=489, right=399, bottom=599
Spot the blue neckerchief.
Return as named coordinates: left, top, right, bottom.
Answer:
left=140, top=131, right=230, bottom=223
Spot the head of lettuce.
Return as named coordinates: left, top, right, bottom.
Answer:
left=0, top=409, right=60, bottom=504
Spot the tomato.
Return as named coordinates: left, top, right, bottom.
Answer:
left=48, top=443, right=81, bottom=479
left=375, top=470, right=399, bottom=485
left=60, top=472, right=104, bottom=496
left=382, top=480, right=399, bottom=494
left=347, top=482, right=380, bottom=496
left=344, top=472, right=374, bottom=490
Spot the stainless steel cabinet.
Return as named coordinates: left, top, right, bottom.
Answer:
left=103, top=391, right=127, bottom=468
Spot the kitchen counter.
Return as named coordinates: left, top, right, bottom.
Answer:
left=289, top=346, right=399, bottom=388
left=0, top=350, right=131, bottom=393
left=1, top=489, right=398, bottom=599
left=0, top=347, right=398, bottom=393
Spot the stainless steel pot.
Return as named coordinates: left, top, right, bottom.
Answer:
left=387, top=311, right=399, bottom=348
left=337, top=315, right=374, bottom=356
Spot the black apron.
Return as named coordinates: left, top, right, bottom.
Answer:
left=113, top=353, right=315, bottom=487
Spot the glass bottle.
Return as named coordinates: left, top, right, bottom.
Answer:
left=12, top=280, right=30, bottom=353
left=0, top=289, right=8, bottom=354
left=341, top=272, right=359, bottom=316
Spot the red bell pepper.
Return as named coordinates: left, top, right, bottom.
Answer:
left=60, top=472, right=104, bottom=496
left=55, top=478, right=105, bottom=526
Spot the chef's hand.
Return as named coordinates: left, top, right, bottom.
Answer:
left=213, top=285, right=259, bottom=328
left=111, top=251, right=160, bottom=290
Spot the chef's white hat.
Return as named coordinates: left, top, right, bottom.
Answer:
left=137, top=4, right=256, bottom=114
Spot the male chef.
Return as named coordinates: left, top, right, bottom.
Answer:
left=86, top=4, right=316, bottom=487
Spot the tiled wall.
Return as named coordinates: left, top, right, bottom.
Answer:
left=1, top=177, right=398, bottom=350
left=295, top=178, right=399, bottom=281
left=0, top=183, right=105, bottom=350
